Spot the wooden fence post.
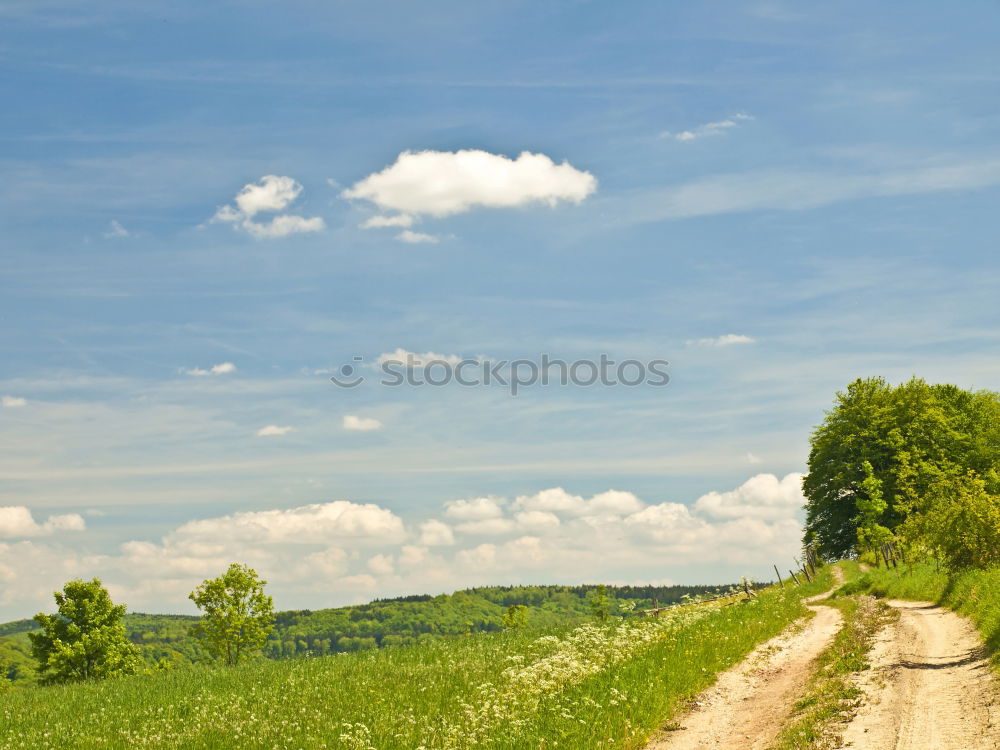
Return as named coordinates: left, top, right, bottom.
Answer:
left=773, top=564, right=784, bottom=588
left=789, top=570, right=801, bottom=585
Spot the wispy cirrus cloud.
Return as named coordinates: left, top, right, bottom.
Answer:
left=343, top=415, right=382, bottom=432
left=1, top=396, right=27, bottom=408
left=634, top=158, right=1000, bottom=222
left=256, top=424, right=295, bottom=437
left=184, top=362, right=236, bottom=376
left=660, top=113, right=753, bottom=142
left=687, top=334, right=756, bottom=347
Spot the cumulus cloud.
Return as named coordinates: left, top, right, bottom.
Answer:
left=169, top=501, right=406, bottom=547
left=418, top=520, right=455, bottom=546
left=512, top=488, right=643, bottom=517
left=693, top=473, right=806, bottom=521
left=185, top=362, right=236, bottom=376
left=661, top=113, right=753, bottom=142
left=342, top=149, right=597, bottom=218
left=377, top=348, right=464, bottom=367
left=0, top=476, right=809, bottom=618
left=0, top=506, right=86, bottom=538
left=396, top=229, right=439, bottom=244
left=256, top=425, right=295, bottom=437
left=342, top=415, right=383, bottom=432
left=444, top=496, right=505, bottom=521
left=212, top=175, right=325, bottom=239
left=1, top=396, right=27, bottom=408
left=687, top=334, right=756, bottom=347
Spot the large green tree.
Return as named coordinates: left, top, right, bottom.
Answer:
left=803, top=377, right=1000, bottom=558
left=29, top=578, right=140, bottom=684
left=189, top=563, right=274, bottom=665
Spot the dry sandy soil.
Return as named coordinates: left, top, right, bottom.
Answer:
left=837, top=599, right=1000, bottom=749
left=647, top=581, right=843, bottom=750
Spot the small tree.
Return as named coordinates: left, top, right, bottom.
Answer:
left=189, top=563, right=274, bottom=666
left=588, top=585, right=611, bottom=622
left=29, top=578, right=140, bottom=684
left=856, top=461, right=894, bottom=566
left=502, top=604, right=528, bottom=630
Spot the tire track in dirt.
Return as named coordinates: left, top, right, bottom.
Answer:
left=647, top=575, right=843, bottom=750
left=837, top=599, right=1000, bottom=749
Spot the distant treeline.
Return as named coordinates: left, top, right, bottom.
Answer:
left=0, top=582, right=725, bottom=683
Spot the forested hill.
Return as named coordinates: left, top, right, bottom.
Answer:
left=1, top=581, right=728, bottom=683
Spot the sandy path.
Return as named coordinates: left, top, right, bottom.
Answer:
left=837, top=599, right=1000, bottom=749
left=648, top=577, right=843, bottom=750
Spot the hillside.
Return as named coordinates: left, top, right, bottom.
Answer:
left=1, top=581, right=727, bottom=683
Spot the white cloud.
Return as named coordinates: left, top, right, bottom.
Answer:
left=687, top=334, right=756, bottom=347
left=185, top=362, right=236, bottom=376
left=454, top=518, right=518, bottom=535
left=377, top=348, right=464, bottom=367
left=746, top=452, right=763, bottom=465
left=256, top=425, right=295, bottom=437
left=396, top=229, right=439, bottom=244
left=342, top=149, right=597, bottom=218
left=367, top=553, right=395, bottom=575
left=103, top=219, right=130, bottom=238
left=1, top=396, right=27, bottom=408
left=693, top=473, right=806, bottom=521
left=360, top=214, right=414, bottom=229
left=661, top=113, right=753, bottom=142
left=242, top=214, right=325, bottom=239
left=418, top=520, right=455, bottom=546
left=512, top=488, right=642, bottom=517
left=342, top=415, right=383, bottom=432
left=212, top=175, right=325, bottom=239
left=444, top=496, right=505, bottom=521
left=169, top=501, right=406, bottom=547
left=0, top=506, right=86, bottom=538
left=0, top=477, right=811, bottom=617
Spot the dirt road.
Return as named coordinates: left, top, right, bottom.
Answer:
left=837, top=599, right=1000, bottom=749
left=648, top=583, right=842, bottom=750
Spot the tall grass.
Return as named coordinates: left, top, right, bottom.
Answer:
left=0, top=570, right=832, bottom=750
left=842, top=562, right=1000, bottom=667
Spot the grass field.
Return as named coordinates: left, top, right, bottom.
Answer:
left=0, top=568, right=832, bottom=750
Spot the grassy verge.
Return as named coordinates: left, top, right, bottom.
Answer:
left=843, top=562, right=1000, bottom=667
left=768, top=594, right=896, bottom=750
left=0, top=569, right=832, bottom=750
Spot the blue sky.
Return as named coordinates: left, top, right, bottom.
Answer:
left=1, top=1, right=999, bottom=619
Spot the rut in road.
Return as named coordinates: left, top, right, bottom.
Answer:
left=647, top=580, right=842, bottom=750
left=837, top=599, right=1000, bottom=750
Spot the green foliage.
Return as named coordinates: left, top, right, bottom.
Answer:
left=189, top=563, right=274, bottom=666
left=908, top=472, right=1000, bottom=569
left=0, top=571, right=832, bottom=749
left=587, top=584, right=610, bottom=621
left=803, top=377, right=1000, bottom=558
left=28, top=578, right=140, bottom=685
left=501, top=604, right=528, bottom=630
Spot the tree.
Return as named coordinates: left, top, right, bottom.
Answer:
left=189, top=563, right=274, bottom=666
left=909, top=472, right=1000, bottom=569
left=803, top=377, right=1000, bottom=558
left=588, top=585, right=610, bottom=622
left=28, top=578, right=140, bottom=684
left=502, top=604, right=528, bottom=629
left=855, top=461, right=893, bottom=565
